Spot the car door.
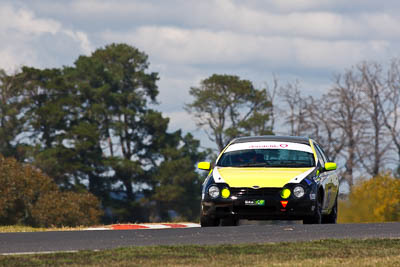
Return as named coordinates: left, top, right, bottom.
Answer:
left=313, top=142, right=332, bottom=212
left=319, top=145, right=339, bottom=209
left=314, top=143, right=338, bottom=212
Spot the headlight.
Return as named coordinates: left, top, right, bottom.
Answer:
left=280, top=188, right=291, bottom=199
left=208, top=185, right=220, bottom=198
left=221, top=187, right=230, bottom=198
left=293, top=186, right=305, bottom=198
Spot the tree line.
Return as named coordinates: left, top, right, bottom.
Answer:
left=1, top=43, right=399, bottom=224
left=186, top=62, right=400, bottom=190
left=276, top=61, right=400, bottom=188
left=0, top=44, right=207, bottom=223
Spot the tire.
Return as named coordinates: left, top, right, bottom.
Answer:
left=322, top=197, right=337, bottom=224
left=303, top=197, right=322, bottom=224
left=200, top=214, right=220, bottom=227
left=220, top=217, right=238, bottom=226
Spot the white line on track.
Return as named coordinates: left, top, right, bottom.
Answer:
left=85, top=227, right=110, bottom=230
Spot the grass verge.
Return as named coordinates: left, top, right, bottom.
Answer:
left=0, top=225, right=88, bottom=233
left=0, top=238, right=399, bottom=266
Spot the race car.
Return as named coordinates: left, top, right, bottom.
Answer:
left=198, top=136, right=339, bottom=226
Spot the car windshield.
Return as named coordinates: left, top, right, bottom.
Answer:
left=217, top=148, right=315, bottom=168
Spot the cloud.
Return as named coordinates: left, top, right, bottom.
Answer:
left=102, top=27, right=290, bottom=66
left=164, top=111, right=197, bottom=132
left=0, top=4, right=93, bottom=71
left=16, top=0, right=400, bottom=40
left=101, top=26, right=392, bottom=71
left=0, top=4, right=60, bottom=34
left=101, top=21, right=397, bottom=139
left=293, top=39, right=391, bottom=69
left=64, top=30, right=92, bottom=55
left=3, top=0, right=400, bottom=148
left=237, top=0, right=393, bottom=13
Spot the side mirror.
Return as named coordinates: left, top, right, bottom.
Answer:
left=197, top=162, right=211, bottom=171
left=324, top=162, right=337, bottom=171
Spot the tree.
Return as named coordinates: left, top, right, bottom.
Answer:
left=186, top=74, right=273, bottom=151
left=150, top=133, right=208, bottom=221
left=0, top=69, right=28, bottom=160
left=278, top=81, right=346, bottom=163
left=278, top=62, right=397, bottom=187
left=66, top=43, right=209, bottom=222
left=356, top=62, right=391, bottom=176
left=14, top=66, right=77, bottom=186
left=278, top=80, right=309, bottom=136
left=380, top=58, right=400, bottom=177
left=277, top=70, right=372, bottom=187
left=323, top=71, right=368, bottom=187
left=69, top=44, right=167, bottom=202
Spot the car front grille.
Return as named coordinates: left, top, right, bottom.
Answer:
left=233, top=206, right=277, bottom=214
left=230, top=187, right=281, bottom=198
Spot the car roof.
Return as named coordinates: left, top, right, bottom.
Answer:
left=230, top=135, right=311, bottom=145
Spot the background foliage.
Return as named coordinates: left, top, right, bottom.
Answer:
left=338, top=173, right=400, bottom=223
left=185, top=74, right=274, bottom=151
left=0, top=156, right=102, bottom=227
left=0, top=43, right=207, bottom=225
left=1, top=42, right=400, bottom=225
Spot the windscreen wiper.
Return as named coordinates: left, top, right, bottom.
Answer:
left=235, top=162, right=312, bottom=168
left=236, top=163, right=270, bottom=167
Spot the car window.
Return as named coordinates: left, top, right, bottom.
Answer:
left=217, top=148, right=315, bottom=168
left=313, top=143, right=326, bottom=167
left=315, top=143, right=330, bottom=162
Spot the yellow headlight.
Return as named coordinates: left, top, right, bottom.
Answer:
left=221, top=188, right=230, bottom=198
left=281, top=188, right=291, bottom=199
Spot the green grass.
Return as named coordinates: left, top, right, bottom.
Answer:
left=1, top=239, right=399, bottom=266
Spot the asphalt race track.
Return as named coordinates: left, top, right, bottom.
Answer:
left=0, top=222, right=399, bottom=254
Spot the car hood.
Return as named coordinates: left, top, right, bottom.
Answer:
left=214, top=167, right=315, bottom=188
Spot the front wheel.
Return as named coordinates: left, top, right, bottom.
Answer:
left=200, top=214, right=220, bottom=227
left=322, top=197, right=337, bottom=224
left=303, top=198, right=322, bottom=224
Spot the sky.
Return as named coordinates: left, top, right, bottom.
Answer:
left=1, top=0, right=400, bottom=149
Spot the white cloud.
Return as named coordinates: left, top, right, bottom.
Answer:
left=239, top=0, right=390, bottom=13
left=60, top=0, right=400, bottom=41
left=0, top=5, right=60, bottom=34
left=70, top=0, right=156, bottom=17
left=18, top=0, right=400, bottom=40
left=293, top=39, right=391, bottom=69
left=3, top=0, right=400, bottom=149
left=165, top=111, right=197, bottom=132
left=0, top=4, right=93, bottom=71
left=101, top=26, right=392, bottom=71
left=102, top=27, right=290, bottom=66
left=64, top=30, right=92, bottom=55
